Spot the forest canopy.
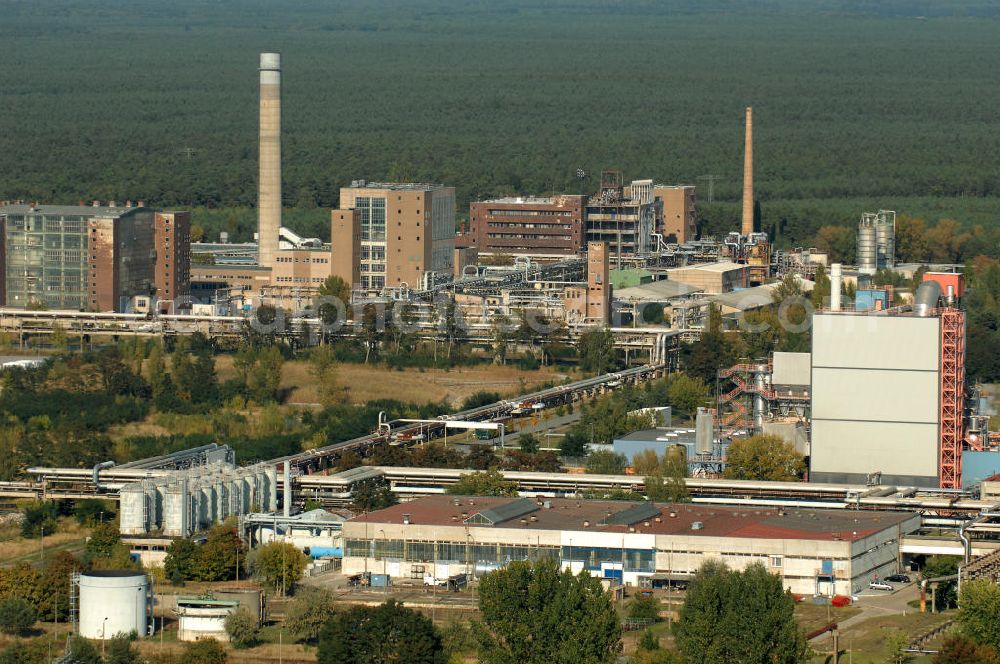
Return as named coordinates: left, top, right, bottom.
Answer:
left=1, top=0, right=998, bottom=246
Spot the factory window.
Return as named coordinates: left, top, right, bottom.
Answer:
left=406, top=541, right=435, bottom=562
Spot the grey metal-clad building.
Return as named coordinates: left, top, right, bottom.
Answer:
left=810, top=312, right=941, bottom=486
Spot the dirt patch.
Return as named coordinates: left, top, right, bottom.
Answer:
left=282, top=361, right=570, bottom=408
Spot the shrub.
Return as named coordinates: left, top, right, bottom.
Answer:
left=224, top=608, right=259, bottom=648
left=0, top=597, right=37, bottom=635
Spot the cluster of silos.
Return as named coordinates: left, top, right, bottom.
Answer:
left=120, top=463, right=277, bottom=537
left=857, top=210, right=895, bottom=275
left=76, top=571, right=151, bottom=638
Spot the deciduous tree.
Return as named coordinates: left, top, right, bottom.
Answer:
left=723, top=434, right=806, bottom=481
left=250, top=541, right=308, bottom=595
left=446, top=470, right=518, bottom=496
left=475, top=558, right=621, bottom=664
left=960, top=581, right=1000, bottom=652
left=674, top=560, right=806, bottom=664
left=285, top=587, right=336, bottom=644
left=318, top=599, right=444, bottom=664
left=585, top=450, right=627, bottom=475
left=224, top=607, right=260, bottom=648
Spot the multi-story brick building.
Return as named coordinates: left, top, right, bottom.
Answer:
left=334, top=182, right=456, bottom=291
left=153, top=211, right=191, bottom=312
left=653, top=185, right=697, bottom=244
left=0, top=202, right=188, bottom=312
left=563, top=241, right=611, bottom=325
left=462, top=195, right=586, bottom=258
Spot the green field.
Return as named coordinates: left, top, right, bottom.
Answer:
left=1, top=0, right=999, bottom=244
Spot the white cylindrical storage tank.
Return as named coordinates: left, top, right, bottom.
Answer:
left=78, top=571, right=149, bottom=639
left=875, top=219, right=894, bottom=270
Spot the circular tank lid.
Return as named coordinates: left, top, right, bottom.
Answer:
left=81, top=570, right=146, bottom=578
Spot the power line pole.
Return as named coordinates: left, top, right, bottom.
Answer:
left=697, top=175, right=721, bottom=203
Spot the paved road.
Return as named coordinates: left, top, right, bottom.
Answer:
left=811, top=583, right=921, bottom=643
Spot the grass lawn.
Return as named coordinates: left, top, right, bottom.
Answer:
left=0, top=518, right=89, bottom=566
left=808, top=611, right=956, bottom=664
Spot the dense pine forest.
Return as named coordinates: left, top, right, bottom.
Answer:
left=1, top=0, right=999, bottom=245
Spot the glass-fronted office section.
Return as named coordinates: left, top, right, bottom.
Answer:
left=4, top=213, right=88, bottom=309
left=344, top=538, right=653, bottom=571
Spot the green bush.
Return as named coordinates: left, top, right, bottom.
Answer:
left=0, top=597, right=37, bottom=635
left=224, top=608, right=260, bottom=649
left=21, top=501, right=59, bottom=538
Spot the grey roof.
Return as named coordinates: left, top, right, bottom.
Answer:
left=0, top=204, right=146, bottom=218
left=600, top=502, right=660, bottom=526
left=465, top=497, right=538, bottom=526
left=616, top=428, right=697, bottom=444
left=345, top=181, right=448, bottom=191
left=615, top=280, right=700, bottom=301
left=328, top=466, right=386, bottom=485
left=709, top=279, right=816, bottom=312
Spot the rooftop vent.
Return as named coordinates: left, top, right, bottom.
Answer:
left=583, top=520, right=590, bottom=528
left=691, top=521, right=704, bottom=531
left=402, top=513, right=411, bottom=525
left=543, top=501, right=552, bottom=509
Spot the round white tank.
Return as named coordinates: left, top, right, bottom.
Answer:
left=78, top=571, right=149, bottom=639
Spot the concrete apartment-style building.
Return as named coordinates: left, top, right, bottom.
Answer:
left=654, top=185, right=697, bottom=244
left=462, top=195, right=587, bottom=258
left=0, top=202, right=191, bottom=312
left=342, top=495, right=918, bottom=596
left=334, top=181, right=456, bottom=292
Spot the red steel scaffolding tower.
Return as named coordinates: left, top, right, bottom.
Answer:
left=939, top=308, right=966, bottom=489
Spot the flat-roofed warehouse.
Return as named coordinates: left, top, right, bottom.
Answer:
left=342, top=495, right=918, bottom=597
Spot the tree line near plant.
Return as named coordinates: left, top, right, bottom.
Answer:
left=308, top=556, right=806, bottom=664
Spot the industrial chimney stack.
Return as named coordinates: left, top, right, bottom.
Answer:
left=258, top=52, right=282, bottom=269
left=741, top=106, right=754, bottom=237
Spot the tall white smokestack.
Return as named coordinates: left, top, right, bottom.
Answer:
left=258, top=52, right=282, bottom=269
left=830, top=263, right=842, bottom=311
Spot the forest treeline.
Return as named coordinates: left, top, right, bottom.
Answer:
left=1, top=1, right=998, bottom=248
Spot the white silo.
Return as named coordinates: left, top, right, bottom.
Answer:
left=857, top=215, right=877, bottom=276
left=77, top=571, right=150, bottom=639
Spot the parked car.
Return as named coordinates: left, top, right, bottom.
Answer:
left=869, top=581, right=894, bottom=591
left=885, top=574, right=911, bottom=583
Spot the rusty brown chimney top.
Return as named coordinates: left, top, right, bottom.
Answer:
left=742, top=106, right=754, bottom=236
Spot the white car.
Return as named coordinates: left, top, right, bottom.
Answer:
left=869, top=581, right=893, bottom=591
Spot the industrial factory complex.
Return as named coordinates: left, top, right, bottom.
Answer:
left=2, top=50, right=1000, bottom=648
